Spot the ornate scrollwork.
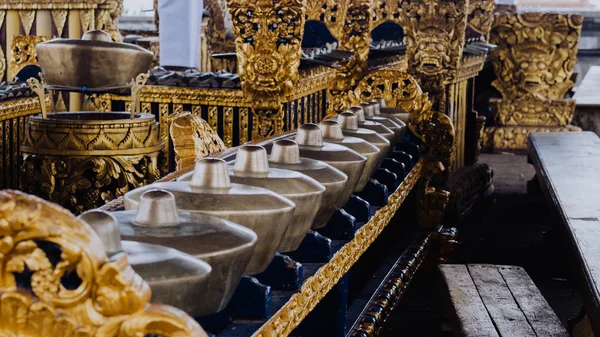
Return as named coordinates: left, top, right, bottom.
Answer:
left=467, top=0, right=495, bottom=40
left=334, top=0, right=371, bottom=91
left=228, top=0, right=305, bottom=108
left=305, top=0, right=350, bottom=40
left=370, top=0, right=402, bottom=29
left=482, top=125, right=581, bottom=153
left=20, top=114, right=163, bottom=214
left=491, top=95, right=576, bottom=127
left=400, top=0, right=468, bottom=83
left=227, top=0, right=305, bottom=137
left=0, top=190, right=206, bottom=337
left=10, top=36, right=53, bottom=81
left=490, top=13, right=583, bottom=101
left=352, top=68, right=432, bottom=113
left=169, top=111, right=227, bottom=170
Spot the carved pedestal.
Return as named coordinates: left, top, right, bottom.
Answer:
left=483, top=12, right=583, bottom=153
left=20, top=112, right=163, bottom=214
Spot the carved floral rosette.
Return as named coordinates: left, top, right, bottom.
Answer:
left=20, top=113, right=163, bottom=215
left=227, top=0, right=305, bottom=138
left=0, top=190, right=206, bottom=337
left=400, top=0, right=469, bottom=83
left=490, top=12, right=583, bottom=101
left=491, top=95, right=576, bottom=127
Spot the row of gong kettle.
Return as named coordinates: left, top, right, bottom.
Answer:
left=77, top=99, right=412, bottom=318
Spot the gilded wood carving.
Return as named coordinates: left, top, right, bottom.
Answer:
left=467, top=0, right=495, bottom=39
left=490, top=12, right=582, bottom=101
left=400, top=0, right=469, bottom=83
left=10, top=36, right=53, bottom=81
left=227, top=0, right=306, bottom=137
left=491, top=94, right=576, bottom=127
left=0, top=189, right=207, bottom=337
left=352, top=68, right=431, bottom=113
left=169, top=111, right=227, bottom=170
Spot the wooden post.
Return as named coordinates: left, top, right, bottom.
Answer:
left=36, top=10, right=53, bottom=37
left=6, top=10, right=20, bottom=81
left=68, top=10, right=82, bottom=111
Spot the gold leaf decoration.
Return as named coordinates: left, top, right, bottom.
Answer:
left=51, top=9, right=68, bottom=37
left=18, top=10, right=36, bottom=36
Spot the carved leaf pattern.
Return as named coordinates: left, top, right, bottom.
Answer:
left=0, top=190, right=206, bottom=336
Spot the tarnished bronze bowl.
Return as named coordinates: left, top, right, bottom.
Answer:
left=36, top=30, right=153, bottom=90
left=109, top=189, right=257, bottom=316
left=374, top=98, right=410, bottom=123
left=124, top=158, right=295, bottom=274
left=260, top=140, right=348, bottom=229
left=181, top=145, right=325, bottom=252
left=291, top=124, right=366, bottom=209
left=363, top=101, right=406, bottom=142
left=21, top=112, right=163, bottom=214
left=337, top=112, right=390, bottom=166
left=319, top=120, right=380, bottom=193
left=79, top=210, right=213, bottom=316
left=348, top=106, right=396, bottom=144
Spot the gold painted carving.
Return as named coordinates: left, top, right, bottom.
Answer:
left=467, top=0, right=495, bottom=39
left=10, top=36, right=53, bottom=81
left=51, top=9, right=68, bottom=36
left=169, top=111, right=227, bottom=170
left=482, top=125, right=581, bottom=152
left=305, top=0, right=350, bottom=40
left=18, top=9, right=35, bottom=36
left=80, top=9, right=94, bottom=32
left=491, top=95, right=576, bottom=127
left=0, top=190, right=207, bottom=337
left=371, top=0, right=402, bottom=29
left=0, top=10, right=4, bottom=80
left=20, top=113, right=162, bottom=214
left=490, top=13, right=583, bottom=101
left=352, top=68, right=431, bottom=113
left=228, top=0, right=305, bottom=108
left=335, top=0, right=371, bottom=91
left=227, top=0, right=305, bottom=137
left=400, top=0, right=468, bottom=83
left=129, top=72, right=150, bottom=118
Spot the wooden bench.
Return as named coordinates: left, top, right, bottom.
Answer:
left=528, top=131, right=600, bottom=335
left=439, top=264, right=568, bottom=337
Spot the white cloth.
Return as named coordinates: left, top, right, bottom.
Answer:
left=496, top=0, right=517, bottom=5
left=158, top=0, right=204, bottom=68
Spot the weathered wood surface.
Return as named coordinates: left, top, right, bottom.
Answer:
left=574, top=66, right=600, bottom=107
left=528, top=131, right=600, bottom=335
left=439, top=264, right=568, bottom=337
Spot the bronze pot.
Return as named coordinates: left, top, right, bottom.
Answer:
left=348, top=106, right=396, bottom=145
left=337, top=112, right=390, bottom=167
left=36, top=30, right=153, bottom=90
left=291, top=124, right=366, bottom=209
left=261, top=139, right=348, bottom=229
left=124, top=158, right=295, bottom=274
left=181, top=145, right=325, bottom=252
left=319, top=120, right=380, bottom=193
left=79, top=210, right=212, bottom=316
left=109, top=190, right=257, bottom=316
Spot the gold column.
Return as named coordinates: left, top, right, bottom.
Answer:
left=68, top=11, right=82, bottom=111
left=6, top=10, right=20, bottom=80
left=36, top=10, right=53, bottom=36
